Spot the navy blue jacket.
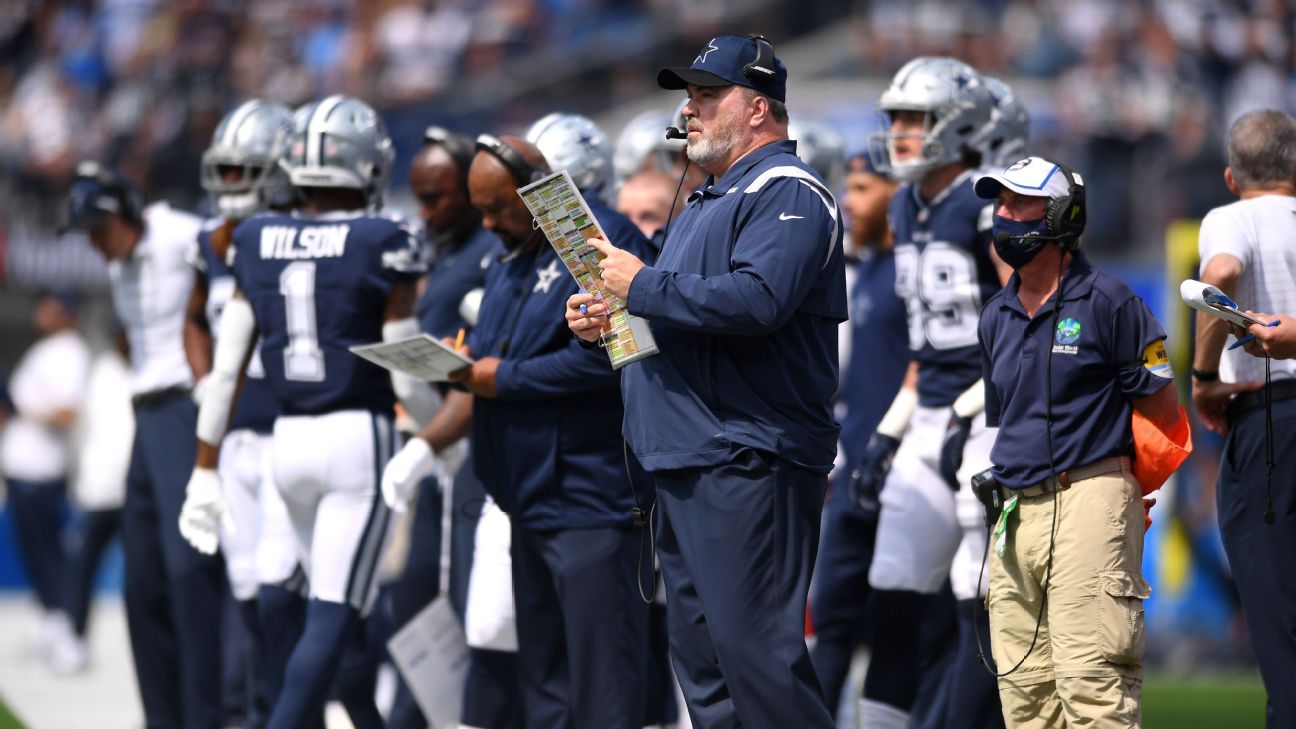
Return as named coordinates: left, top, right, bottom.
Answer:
left=622, top=140, right=847, bottom=474
left=232, top=211, right=425, bottom=416
left=979, top=253, right=1172, bottom=490
left=467, top=204, right=654, bottom=529
left=416, top=224, right=498, bottom=340
left=193, top=221, right=280, bottom=433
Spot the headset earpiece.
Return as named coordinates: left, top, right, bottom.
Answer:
left=1044, top=162, right=1085, bottom=249
left=425, top=126, right=475, bottom=187
left=743, top=34, right=776, bottom=84
left=475, top=133, right=545, bottom=187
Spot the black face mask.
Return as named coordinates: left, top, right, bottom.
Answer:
left=991, top=215, right=1048, bottom=269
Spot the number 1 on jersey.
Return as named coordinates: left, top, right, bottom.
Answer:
left=280, top=261, right=326, bottom=382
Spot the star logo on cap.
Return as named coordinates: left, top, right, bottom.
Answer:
left=696, top=39, right=719, bottom=65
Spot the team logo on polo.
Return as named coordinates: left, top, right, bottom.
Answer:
left=1053, top=317, right=1080, bottom=355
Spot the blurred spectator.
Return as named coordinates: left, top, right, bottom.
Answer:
left=616, top=169, right=679, bottom=240
left=0, top=291, right=92, bottom=668
left=57, top=326, right=133, bottom=675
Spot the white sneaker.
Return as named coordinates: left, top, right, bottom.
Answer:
left=48, top=632, right=89, bottom=676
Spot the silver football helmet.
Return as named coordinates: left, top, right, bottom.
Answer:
left=201, top=99, right=295, bottom=219
left=613, top=111, right=671, bottom=183
left=975, top=77, right=1030, bottom=169
left=525, top=113, right=613, bottom=194
left=788, top=117, right=846, bottom=191
left=873, top=57, right=992, bottom=181
left=283, top=95, right=394, bottom=209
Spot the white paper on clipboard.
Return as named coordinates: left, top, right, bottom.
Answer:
left=386, top=595, right=469, bottom=728
left=349, top=333, right=474, bottom=382
left=1180, top=279, right=1270, bottom=328
left=516, top=170, right=659, bottom=369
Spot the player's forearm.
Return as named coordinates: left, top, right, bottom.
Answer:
left=184, top=274, right=213, bottom=380
left=195, top=295, right=255, bottom=455
left=417, top=389, right=473, bottom=453
left=1194, top=254, right=1243, bottom=371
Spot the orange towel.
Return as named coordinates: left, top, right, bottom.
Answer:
left=1132, top=405, right=1193, bottom=530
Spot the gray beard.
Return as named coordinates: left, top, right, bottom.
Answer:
left=686, top=117, right=742, bottom=169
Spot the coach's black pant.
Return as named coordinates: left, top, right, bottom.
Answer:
left=654, top=449, right=835, bottom=729
left=1219, top=398, right=1296, bottom=729
left=511, top=523, right=648, bottom=729
left=123, top=391, right=225, bottom=729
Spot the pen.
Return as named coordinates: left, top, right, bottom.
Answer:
left=580, top=304, right=588, bottom=316
left=1228, top=320, right=1281, bottom=350
left=455, top=327, right=466, bottom=351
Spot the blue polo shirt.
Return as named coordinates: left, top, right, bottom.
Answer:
left=622, top=140, right=847, bottom=474
left=466, top=206, right=655, bottom=530
left=978, top=252, right=1173, bottom=490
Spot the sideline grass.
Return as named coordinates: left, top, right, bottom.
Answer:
left=0, top=694, right=25, bottom=729
left=1143, top=673, right=1267, bottom=729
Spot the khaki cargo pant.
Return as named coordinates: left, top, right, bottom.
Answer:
left=988, top=465, right=1151, bottom=728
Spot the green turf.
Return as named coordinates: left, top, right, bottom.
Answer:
left=0, top=694, right=25, bottom=729
left=1143, top=673, right=1268, bottom=729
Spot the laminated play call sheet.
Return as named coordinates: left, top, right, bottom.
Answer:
left=517, top=170, right=659, bottom=369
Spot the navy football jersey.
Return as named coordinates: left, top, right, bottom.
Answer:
left=889, top=169, right=999, bottom=406
left=193, top=219, right=281, bottom=432
left=231, top=210, right=425, bottom=416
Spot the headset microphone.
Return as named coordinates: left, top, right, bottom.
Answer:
left=665, top=127, right=688, bottom=140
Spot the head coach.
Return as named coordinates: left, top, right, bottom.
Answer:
left=567, top=34, right=845, bottom=729
left=973, top=157, right=1185, bottom=727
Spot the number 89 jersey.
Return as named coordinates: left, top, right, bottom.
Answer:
left=231, top=210, right=425, bottom=416
left=890, top=169, right=1000, bottom=407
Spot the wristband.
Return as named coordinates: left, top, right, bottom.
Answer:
left=1190, top=368, right=1218, bottom=382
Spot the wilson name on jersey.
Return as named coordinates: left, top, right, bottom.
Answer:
left=231, top=211, right=425, bottom=416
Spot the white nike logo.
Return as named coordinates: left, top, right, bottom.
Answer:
left=779, top=212, right=804, bottom=220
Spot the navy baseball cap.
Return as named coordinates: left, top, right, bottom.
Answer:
left=63, top=161, right=133, bottom=232
left=657, top=35, right=788, bottom=103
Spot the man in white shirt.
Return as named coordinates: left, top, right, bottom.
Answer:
left=1191, top=109, right=1296, bottom=727
left=1, top=291, right=91, bottom=663
left=67, top=161, right=225, bottom=729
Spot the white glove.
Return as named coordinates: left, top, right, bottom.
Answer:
left=178, top=467, right=228, bottom=555
left=382, top=437, right=437, bottom=512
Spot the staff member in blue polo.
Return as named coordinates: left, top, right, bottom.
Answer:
left=973, top=157, right=1182, bottom=728
left=568, top=35, right=845, bottom=729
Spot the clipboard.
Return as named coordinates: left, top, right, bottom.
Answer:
left=349, top=333, right=474, bottom=382
left=516, top=170, right=659, bottom=369
left=1180, top=279, right=1270, bottom=328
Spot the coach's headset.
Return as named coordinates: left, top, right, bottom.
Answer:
left=68, top=161, right=144, bottom=230
left=975, top=160, right=1087, bottom=680
left=424, top=126, right=475, bottom=188
left=992, top=162, right=1086, bottom=257
left=475, top=133, right=546, bottom=187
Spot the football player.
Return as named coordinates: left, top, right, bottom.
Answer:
left=855, top=58, right=1009, bottom=729
left=180, top=95, right=432, bottom=729
left=180, top=98, right=298, bottom=724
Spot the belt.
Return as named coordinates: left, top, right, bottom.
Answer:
left=131, top=385, right=190, bottom=408
left=1226, top=378, right=1296, bottom=422
left=1008, top=456, right=1129, bottom=499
